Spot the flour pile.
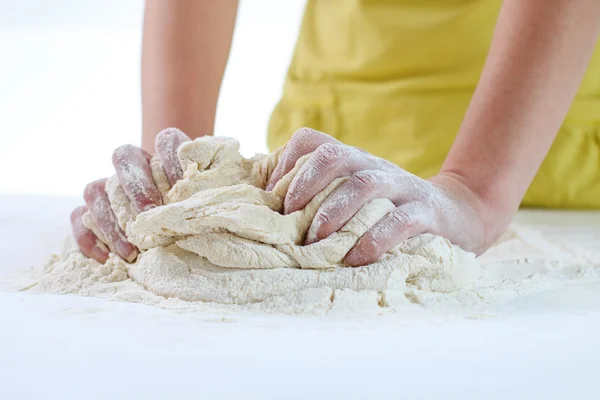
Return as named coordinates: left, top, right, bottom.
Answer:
left=13, top=137, right=600, bottom=316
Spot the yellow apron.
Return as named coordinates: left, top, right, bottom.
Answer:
left=268, top=0, right=600, bottom=208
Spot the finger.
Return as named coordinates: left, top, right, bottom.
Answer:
left=70, top=205, right=109, bottom=263
left=112, top=144, right=163, bottom=213
left=284, top=143, right=395, bottom=214
left=84, top=179, right=138, bottom=262
left=155, top=128, right=191, bottom=186
left=344, top=202, right=430, bottom=267
left=305, top=170, right=393, bottom=244
left=306, top=172, right=430, bottom=244
left=266, top=128, right=339, bottom=191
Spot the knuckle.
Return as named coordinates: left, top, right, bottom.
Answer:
left=371, top=227, right=388, bottom=247
left=369, top=236, right=384, bottom=255
left=292, top=127, right=322, bottom=143
left=283, top=129, right=338, bottom=174
left=351, top=171, right=379, bottom=192
left=291, top=127, right=334, bottom=152
left=364, top=227, right=395, bottom=261
left=314, top=211, right=332, bottom=227
left=279, top=153, right=297, bottom=171
left=280, top=128, right=319, bottom=163
left=390, top=208, right=413, bottom=227
left=388, top=207, right=424, bottom=237
left=314, top=143, right=345, bottom=166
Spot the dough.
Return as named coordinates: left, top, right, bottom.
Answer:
left=23, top=136, right=482, bottom=313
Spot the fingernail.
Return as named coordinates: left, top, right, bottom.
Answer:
left=344, top=249, right=366, bottom=267
left=117, top=241, right=138, bottom=263
left=124, top=251, right=139, bottom=263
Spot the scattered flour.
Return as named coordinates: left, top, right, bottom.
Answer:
left=8, top=136, right=600, bottom=316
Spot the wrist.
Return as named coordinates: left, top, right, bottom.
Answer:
left=429, top=170, right=515, bottom=252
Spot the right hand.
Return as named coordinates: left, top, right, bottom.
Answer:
left=266, top=128, right=494, bottom=265
left=70, top=128, right=191, bottom=263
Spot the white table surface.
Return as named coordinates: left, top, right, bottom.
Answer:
left=1, top=195, right=599, bottom=400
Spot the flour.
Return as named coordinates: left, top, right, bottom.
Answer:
left=12, top=136, right=600, bottom=316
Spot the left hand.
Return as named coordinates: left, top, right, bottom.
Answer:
left=267, top=128, right=496, bottom=266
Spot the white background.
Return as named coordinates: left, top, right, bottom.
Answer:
left=0, top=0, right=305, bottom=196
left=3, top=3, right=600, bottom=398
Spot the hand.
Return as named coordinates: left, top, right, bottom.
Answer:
left=267, top=128, right=495, bottom=266
left=70, top=128, right=190, bottom=263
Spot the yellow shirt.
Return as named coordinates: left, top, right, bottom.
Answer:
left=268, top=0, right=600, bottom=208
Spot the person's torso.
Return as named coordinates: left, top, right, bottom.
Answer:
left=268, top=0, right=600, bottom=208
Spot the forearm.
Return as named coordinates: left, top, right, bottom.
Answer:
left=440, top=0, right=600, bottom=234
left=141, top=0, right=238, bottom=152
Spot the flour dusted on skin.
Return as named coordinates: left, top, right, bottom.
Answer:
left=13, top=136, right=600, bottom=316
left=105, top=170, right=174, bottom=250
